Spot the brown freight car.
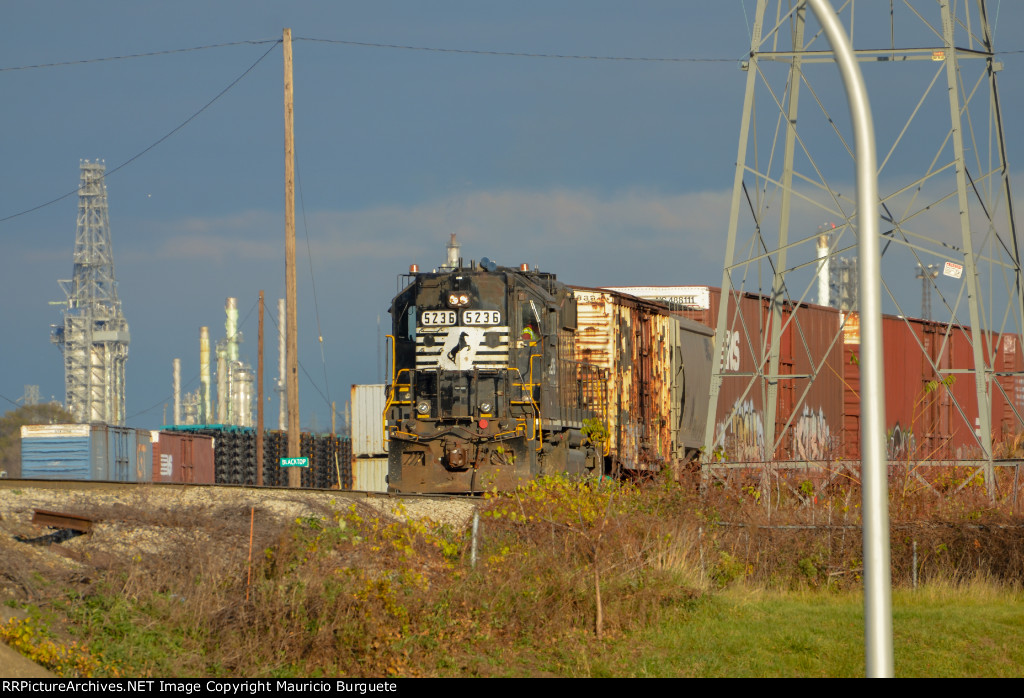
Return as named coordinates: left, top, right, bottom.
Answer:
left=151, top=430, right=215, bottom=484
left=608, top=285, right=1024, bottom=464
left=629, top=286, right=845, bottom=462
left=843, top=316, right=1024, bottom=461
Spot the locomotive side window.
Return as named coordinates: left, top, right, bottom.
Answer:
left=521, top=300, right=541, bottom=344
left=406, top=306, right=417, bottom=341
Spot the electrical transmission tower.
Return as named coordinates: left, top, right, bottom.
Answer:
left=705, top=0, right=1022, bottom=496
left=51, top=160, right=131, bottom=424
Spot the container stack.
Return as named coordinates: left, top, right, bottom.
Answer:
left=262, top=430, right=352, bottom=489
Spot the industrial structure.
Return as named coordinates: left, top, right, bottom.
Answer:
left=51, top=160, right=131, bottom=425
left=171, top=297, right=271, bottom=429
left=706, top=1, right=1023, bottom=497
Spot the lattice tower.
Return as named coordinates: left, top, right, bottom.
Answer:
left=51, top=160, right=131, bottom=424
left=706, top=0, right=1021, bottom=497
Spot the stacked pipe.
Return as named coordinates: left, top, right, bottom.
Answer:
left=164, top=427, right=353, bottom=489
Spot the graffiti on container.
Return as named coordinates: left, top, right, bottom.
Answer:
left=719, top=330, right=741, bottom=372
left=887, top=423, right=916, bottom=460
left=715, top=399, right=764, bottom=461
left=793, top=406, right=833, bottom=460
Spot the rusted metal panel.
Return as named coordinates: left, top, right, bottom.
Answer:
left=152, top=430, right=215, bottom=484
left=353, top=457, right=388, bottom=492
left=572, top=287, right=688, bottom=470
left=31, top=510, right=93, bottom=533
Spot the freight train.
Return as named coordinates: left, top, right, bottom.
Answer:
left=383, top=258, right=714, bottom=493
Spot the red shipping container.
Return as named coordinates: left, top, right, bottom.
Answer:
left=151, top=430, right=215, bottom=484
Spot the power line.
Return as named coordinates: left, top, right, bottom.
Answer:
left=297, top=35, right=743, bottom=62
left=0, top=39, right=280, bottom=72
left=127, top=298, right=258, bottom=422
left=0, top=40, right=280, bottom=225
left=264, top=304, right=333, bottom=410
left=296, top=160, right=332, bottom=409
left=125, top=372, right=199, bottom=421
left=5, top=33, right=1024, bottom=77
left=297, top=35, right=1024, bottom=59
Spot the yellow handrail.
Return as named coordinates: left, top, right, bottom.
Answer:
left=528, top=353, right=543, bottom=451
left=382, top=334, right=412, bottom=447
left=383, top=367, right=413, bottom=443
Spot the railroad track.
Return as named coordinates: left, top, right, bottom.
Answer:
left=0, top=477, right=464, bottom=502
left=0, top=478, right=479, bottom=534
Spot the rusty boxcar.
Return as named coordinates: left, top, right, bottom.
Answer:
left=572, top=287, right=713, bottom=471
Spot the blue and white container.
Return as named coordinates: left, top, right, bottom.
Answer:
left=21, top=424, right=153, bottom=482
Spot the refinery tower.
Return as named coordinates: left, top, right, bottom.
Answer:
left=51, top=161, right=131, bottom=424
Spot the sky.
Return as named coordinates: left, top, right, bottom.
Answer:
left=2, top=1, right=1024, bottom=432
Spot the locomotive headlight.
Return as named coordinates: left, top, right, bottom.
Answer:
left=479, top=402, right=493, bottom=414
left=447, top=292, right=470, bottom=307
left=416, top=400, right=430, bottom=415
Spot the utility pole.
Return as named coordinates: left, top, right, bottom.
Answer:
left=284, top=28, right=301, bottom=487
left=257, top=290, right=265, bottom=486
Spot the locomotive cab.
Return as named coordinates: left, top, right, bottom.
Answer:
left=385, top=259, right=600, bottom=493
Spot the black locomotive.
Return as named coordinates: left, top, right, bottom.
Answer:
left=384, top=252, right=715, bottom=494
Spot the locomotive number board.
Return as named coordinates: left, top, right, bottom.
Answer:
left=420, top=309, right=502, bottom=326
left=462, top=310, right=501, bottom=325
left=421, top=310, right=458, bottom=325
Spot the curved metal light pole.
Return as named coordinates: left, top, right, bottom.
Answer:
left=804, top=0, right=893, bottom=678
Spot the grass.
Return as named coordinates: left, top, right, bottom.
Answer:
left=568, top=583, right=1024, bottom=678
left=3, top=473, right=1023, bottom=677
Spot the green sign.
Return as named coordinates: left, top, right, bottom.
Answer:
left=279, top=457, right=310, bottom=468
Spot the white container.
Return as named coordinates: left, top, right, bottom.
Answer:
left=353, top=457, right=388, bottom=492
left=351, top=384, right=387, bottom=456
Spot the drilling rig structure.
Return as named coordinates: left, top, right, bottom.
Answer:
left=51, top=160, right=131, bottom=425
